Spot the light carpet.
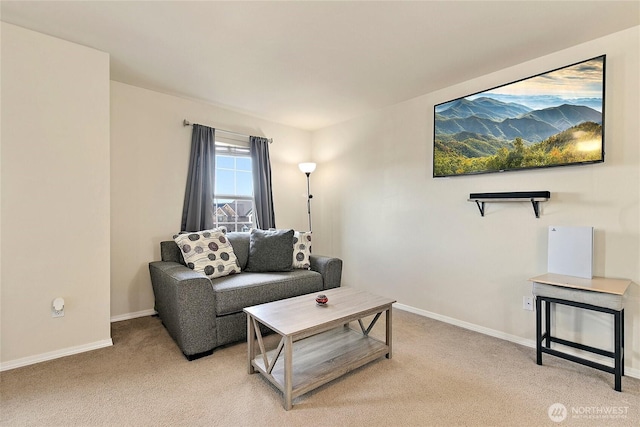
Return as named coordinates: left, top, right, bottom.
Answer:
left=1, top=309, right=638, bottom=426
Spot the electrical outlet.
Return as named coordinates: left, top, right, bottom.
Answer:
left=52, top=297, right=64, bottom=318
left=523, top=296, right=534, bottom=311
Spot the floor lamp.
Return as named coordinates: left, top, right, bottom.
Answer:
left=298, top=162, right=316, bottom=232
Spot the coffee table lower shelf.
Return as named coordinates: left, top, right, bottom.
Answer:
left=251, top=327, right=389, bottom=403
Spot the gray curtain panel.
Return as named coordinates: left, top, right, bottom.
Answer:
left=181, top=124, right=216, bottom=232
left=250, top=136, right=276, bottom=229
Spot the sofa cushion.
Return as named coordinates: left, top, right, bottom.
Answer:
left=269, top=228, right=312, bottom=269
left=292, top=231, right=312, bottom=269
left=245, top=228, right=294, bottom=272
left=174, top=229, right=241, bottom=279
left=211, top=270, right=323, bottom=316
left=226, top=232, right=250, bottom=270
left=160, top=241, right=186, bottom=265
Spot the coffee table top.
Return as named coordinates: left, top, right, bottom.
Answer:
left=244, top=287, right=395, bottom=337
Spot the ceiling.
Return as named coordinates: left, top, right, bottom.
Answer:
left=1, top=1, right=638, bottom=131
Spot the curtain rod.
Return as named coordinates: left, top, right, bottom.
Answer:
left=183, top=119, right=273, bottom=143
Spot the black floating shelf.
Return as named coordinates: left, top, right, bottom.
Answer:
left=468, top=191, right=550, bottom=218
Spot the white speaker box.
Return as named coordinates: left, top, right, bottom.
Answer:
left=547, top=226, right=593, bottom=279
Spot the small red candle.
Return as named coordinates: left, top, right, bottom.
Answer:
left=316, top=294, right=328, bottom=305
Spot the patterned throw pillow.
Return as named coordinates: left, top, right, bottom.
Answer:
left=292, top=231, right=312, bottom=269
left=173, top=228, right=240, bottom=279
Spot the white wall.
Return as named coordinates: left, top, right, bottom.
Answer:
left=110, top=82, right=313, bottom=319
left=2, top=20, right=636, bottom=376
left=312, top=27, right=640, bottom=374
left=0, top=23, right=112, bottom=368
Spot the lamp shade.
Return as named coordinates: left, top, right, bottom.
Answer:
left=298, top=162, right=317, bottom=174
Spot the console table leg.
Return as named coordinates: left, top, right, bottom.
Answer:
left=621, top=309, right=625, bottom=377
left=386, top=307, right=393, bottom=359
left=536, top=297, right=542, bottom=365
left=544, top=300, right=551, bottom=348
left=614, top=310, right=622, bottom=392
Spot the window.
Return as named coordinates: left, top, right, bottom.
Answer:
left=214, top=143, right=254, bottom=232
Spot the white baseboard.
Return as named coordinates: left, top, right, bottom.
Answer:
left=0, top=338, right=113, bottom=372
left=110, top=309, right=157, bottom=323
left=0, top=310, right=155, bottom=372
left=394, top=303, right=640, bottom=380
left=5, top=305, right=638, bottom=380
left=625, top=367, right=639, bottom=378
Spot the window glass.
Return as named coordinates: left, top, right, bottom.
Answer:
left=215, top=169, right=235, bottom=195
left=236, top=171, right=253, bottom=196
left=236, top=157, right=252, bottom=171
left=217, top=155, right=235, bottom=169
left=214, top=147, right=254, bottom=232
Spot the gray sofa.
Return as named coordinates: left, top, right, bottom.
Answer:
left=148, top=232, right=343, bottom=360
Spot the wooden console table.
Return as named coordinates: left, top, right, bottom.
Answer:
left=529, top=273, right=632, bottom=392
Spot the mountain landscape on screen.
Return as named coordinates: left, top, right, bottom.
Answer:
left=433, top=56, right=605, bottom=177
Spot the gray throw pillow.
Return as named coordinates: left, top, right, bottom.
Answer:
left=245, top=228, right=294, bottom=272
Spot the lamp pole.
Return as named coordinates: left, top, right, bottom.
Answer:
left=298, top=163, right=316, bottom=232
left=305, top=172, right=313, bottom=232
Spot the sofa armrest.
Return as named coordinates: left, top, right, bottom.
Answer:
left=309, top=255, right=343, bottom=290
left=148, top=261, right=218, bottom=357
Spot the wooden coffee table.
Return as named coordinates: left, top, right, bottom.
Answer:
left=244, top=287, right=395, bottom=410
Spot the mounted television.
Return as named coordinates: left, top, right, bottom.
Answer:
left=433, top=55, right=605, bottom=178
